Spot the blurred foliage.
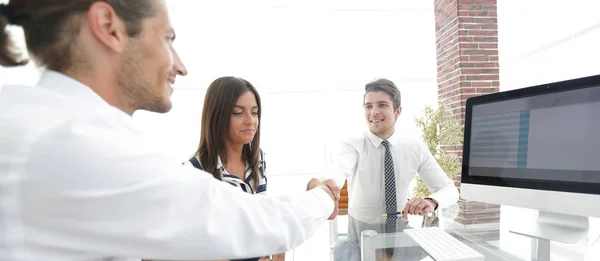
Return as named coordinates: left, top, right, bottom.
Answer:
left=413, top=102, right=463, bottom=198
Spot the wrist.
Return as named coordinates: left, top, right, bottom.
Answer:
left=424, top=197, right=439, bottom=210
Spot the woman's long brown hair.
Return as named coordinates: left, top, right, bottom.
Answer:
left=195, top=76, right=262, bottom=189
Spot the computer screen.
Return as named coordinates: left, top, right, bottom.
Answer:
left=461, top=74, right=600, bottom=211
left=467, top=85, right=600, bottom=189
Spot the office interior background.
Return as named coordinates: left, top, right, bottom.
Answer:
left=1, top=0, right=599, bottom=260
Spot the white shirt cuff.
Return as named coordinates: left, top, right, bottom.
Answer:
left=310, top=188, right=335, bottom=215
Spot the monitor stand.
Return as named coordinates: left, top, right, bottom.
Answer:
left=509, top=210, right=589, bottom=260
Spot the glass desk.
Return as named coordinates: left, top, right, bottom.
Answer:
left=330, top=205, right=600, bottom=261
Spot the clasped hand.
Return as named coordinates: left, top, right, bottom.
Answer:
left=306, top=178, right=340, bottom=220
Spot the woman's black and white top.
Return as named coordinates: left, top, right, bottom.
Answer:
left=183, top=150, right=267, bottom=195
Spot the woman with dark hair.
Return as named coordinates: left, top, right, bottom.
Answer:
left=184, top=76, right=284, bottom=261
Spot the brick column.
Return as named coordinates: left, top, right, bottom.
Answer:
left=434, top=0, right=500, bottom=228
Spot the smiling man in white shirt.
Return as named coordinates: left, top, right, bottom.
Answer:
left=331, top=78, right=459, bottom=259
left=0, top=1, right=339, bottom=261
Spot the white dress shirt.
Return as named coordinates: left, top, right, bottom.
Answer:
left=0, top=71, right=334, bottom=261
left=332, top=131, right=459, bottom=223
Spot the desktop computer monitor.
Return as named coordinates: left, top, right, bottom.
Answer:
left=460, top=74, right=600, bottom=244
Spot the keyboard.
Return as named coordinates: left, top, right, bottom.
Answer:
left=404, top=227, right=484, bottom=261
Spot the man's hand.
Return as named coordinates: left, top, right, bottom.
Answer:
left=402, top=197, right=437, bottom=216
left=271, top=253, right=285, bottom=261
left=306, top=178, right=340, bottom=220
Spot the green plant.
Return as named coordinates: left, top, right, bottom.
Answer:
left=413, top=102, right=463, bottom=198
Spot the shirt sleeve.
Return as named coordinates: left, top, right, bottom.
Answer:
left=22, top=116, right=334, bottom=261
left=415, top=141, right=460, bottom=209
left=329, top=141, right=359, bottom=187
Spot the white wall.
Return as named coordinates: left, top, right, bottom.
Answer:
left=498, top=0, right=600, bottom=91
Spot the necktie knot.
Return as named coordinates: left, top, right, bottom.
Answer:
left=381, top=140, right=390, bottom=148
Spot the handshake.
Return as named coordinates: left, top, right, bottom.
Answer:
left=306, top=178, right=340, bottom=220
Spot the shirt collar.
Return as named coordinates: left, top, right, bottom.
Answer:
left=36, top=70, right=110, bottom=109
left=216, top=156, right=251, bottom=177
left=366, top=130, right=398, bottom=149
left=216, top=156, right=225, bottom=171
